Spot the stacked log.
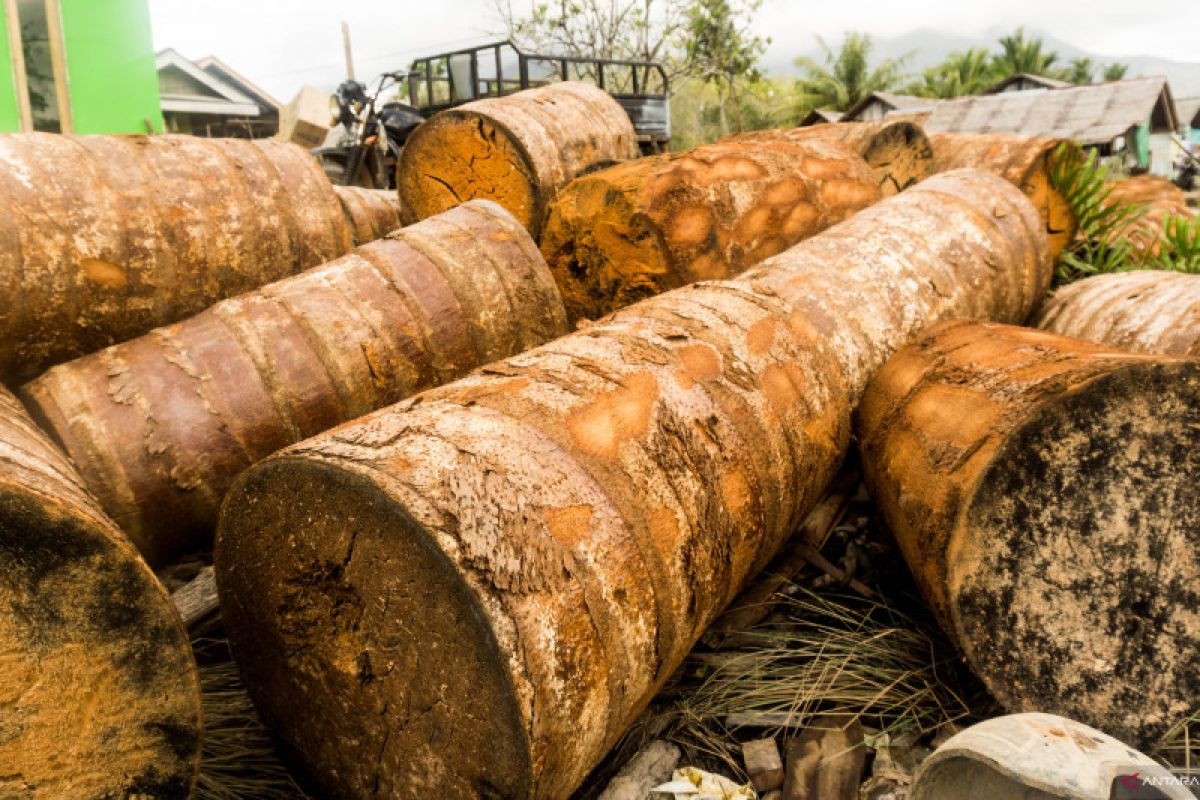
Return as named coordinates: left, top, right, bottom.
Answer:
left=540, top=137, right=882, bottom=321
left=397, top=82, right=639, bottom=237
left=1034, top=270, right=1200, bottom=356
left=857, top=319, right=1200, bottom=747
left=333, top=185, right=403, bottom=244
left=214, top=169, right=1051, bottom=799
left=728, top=120, right=936, bottom=195
left=1101, top=174, right=1195, bottom=256
left=0, top=134, right=355, bottom=384
left=929, top=132, right=1078, bottom=257
left=0, top=385, right=202, bottom=797
left=23, top=200, right=568, bottom=567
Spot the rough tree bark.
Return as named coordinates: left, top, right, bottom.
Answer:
left=728, top=121, right=936, bottom=196
left=214, top=169, right=1050, bottom=800
left=1035, top=271, right=1200, bottom=356
left=1101, top=174, right=1195, bottom=257
left=333, top=185, right=403, bottom=245
left=929, top=132, right=1078, bottom=257
left=0, top=385, right=202, bottom=797
left=539, top=137, right=881, bottom=322
left=0, top=134, right=357, bottom=384
left=397, top=82, right=639, bottom=238
left=856, top=319, right=1200, bottom=747
left=23, top=200, right=568, bottom=567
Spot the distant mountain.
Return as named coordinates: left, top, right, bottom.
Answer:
left=765, top=26, right=1200, bottom=100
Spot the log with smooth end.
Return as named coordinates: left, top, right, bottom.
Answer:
left=929, top=132, right=1078, bottom=257
left=0, top=386, right=202, bottom=798
left=397, top=81, right=639, bottom=237
left=333, top=185, right=403, bottom=244
left=728, top=120, right=936, bottom=196
left=214, top=169, right=1050, bottom=799
left=540, top=137, right=881, bottom=321
left=23, top=200, right=568, bottom=567
left=0, top=134, right=353, bottom=384
left=1035, top=270, right=1200, bottom=356
left=856, top=319, right=1200, bottom=746
left=1101, top=174, right=1195, bottom=256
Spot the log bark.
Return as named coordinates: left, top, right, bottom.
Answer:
left=929, top=132, right=1078, bottom=258
left=0, top=134, right=355, bottom=384
left=397, top=81, right=639, bottom=238
left=1034, top=270, right=1200, bottom=356
left=333, top=185, right=403, bottom=245
left=856, top=319, right=1200, bottom=747
left=728, top=121, right=935, bottom=196
left=213, top=169, right=1049, bottom=799
left=0, top=385, right=202, bottom=797
left=540, top=137, right=881, bottom=322
left=23, top=200, right=568, bottom=566
left=1101, top=174, right=1195, bottom=257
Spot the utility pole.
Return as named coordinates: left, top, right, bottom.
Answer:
left=341, top=20, right=356, bottom=80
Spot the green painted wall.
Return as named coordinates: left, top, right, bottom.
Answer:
left=59, top=0, right=162, bottom=133
left=0, top=6, right=23, bottom=131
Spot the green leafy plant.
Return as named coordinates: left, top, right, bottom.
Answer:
left=1151, top=214, right=1200, bottom=273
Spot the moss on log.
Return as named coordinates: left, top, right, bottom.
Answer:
left=214, top=169, right=1050, bottom=799
left=1035, top=270, right=1200, bottom=356
left=397, top=82, right=639, bottom=237
left=0, top=385, right=202, bottom=798
left=0, top=134, right=356, bottom=384
left=23, top=200, right=568, bottom=566
left=857, top=319, right=1200, bottom=747
left=929, top=132, right=1078, bottom=257
left=540, top=137, right=881, bottom=322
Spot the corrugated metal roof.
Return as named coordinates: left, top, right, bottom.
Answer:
left=841, top=91, right=940, bottom=122
left=921, top=76, right=1176, bottom=145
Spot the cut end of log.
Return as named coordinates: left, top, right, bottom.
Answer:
left=333, top=185, right=404, bottom=245
left=859, top=320, right=1200, bottom=747
left=953, top=358, right=1200, bottom=746
left=216, top=458, right=531, bottom=799
left=398, top=82, right=639, bottom=238
left=0, top=389, right=201, bottom=798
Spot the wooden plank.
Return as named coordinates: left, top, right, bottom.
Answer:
left=4, top=0, right=33, bottom=131
left=42, top=0, right=70, bottom=133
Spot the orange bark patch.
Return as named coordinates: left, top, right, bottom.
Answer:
left=648, top=506, right=683, bottom=554
left=721, top=468, right=753, bottom=519
left=566, top=372, right=659, bottom=459
left=746, top=317, right=777, bottom=357
left=674, top=344, right=721, bottom=390
left=821, top=179, right=881, bottom=211
left=762, top=177, right=806, bottom=207
left=543, top=504, right=594, bottom=547
left=733, top=206, right=774, bottom=245
left=79, top=258, right=128, bottom=289
left=781, top=203, right=820, bottom=238
left=670, top=206, right=713, bottom=246
left=761, top=363, right=805, bottom=412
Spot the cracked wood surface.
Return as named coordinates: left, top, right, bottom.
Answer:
left=397, top=81, right=639, bottom=238
left=0, top=134, right=361, bottom=385
left=0, top=385, right=202, bottom=798
left=1035, top=270, right=1200, bottom=356
left=540, top=137, right=882, bottom=322
left=857, top=319, right=1200, bottom=747
left=215, top=169, right=1050, bottom=799
left=23, top=200, right=568, bottom=567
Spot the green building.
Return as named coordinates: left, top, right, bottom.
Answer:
left=0, top=0, right=162, bottom=134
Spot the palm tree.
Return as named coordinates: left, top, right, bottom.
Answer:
left=793, top=32, right=909, bottom=112
left=992, top=28, right=1063, bottom=78
left=1067, top=57, right=1094, bottom=85
left=1102, top=62, right=1129, bottom=81
left=913, top=48, right=999, bottom=98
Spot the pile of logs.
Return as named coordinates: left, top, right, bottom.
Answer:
left=1, top=81, right=1197, bottom=800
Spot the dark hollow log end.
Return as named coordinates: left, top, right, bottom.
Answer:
left=951, top=361, right=1200, bottom=747
left=860, top=124, right=935, bottom=196
left=0, top=485, right=202, bottom=798
left=215, top=458, right=531, bottom=799
left=400, top=114, right=537, bottom=234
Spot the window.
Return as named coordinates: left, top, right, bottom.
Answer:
left=5, top=0, right=71, bottom=132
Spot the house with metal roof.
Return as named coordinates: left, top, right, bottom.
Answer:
left=156, top=48, right=279, bottom=138
left=840, top=91, right=939, bottom=122
left=1177, top=96, right=1200, bottom=145
left=982, top=72, right=1073, bottom=94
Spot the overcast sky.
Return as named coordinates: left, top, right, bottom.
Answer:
left=147, top=0, right=1200, bottom=102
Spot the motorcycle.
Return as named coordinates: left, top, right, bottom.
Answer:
left=1175, top=146, right=1198, bottom=192
left=311, top=72, right=425, bottom=190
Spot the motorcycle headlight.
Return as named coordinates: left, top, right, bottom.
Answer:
left=329, top=95, right=343, bottom=126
